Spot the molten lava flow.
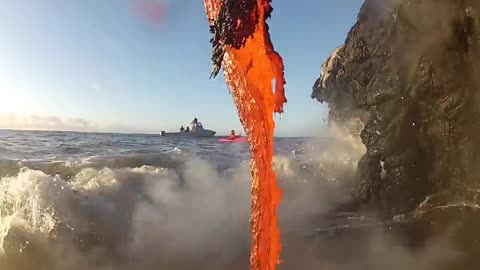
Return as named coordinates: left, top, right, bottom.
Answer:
left=203, top=1, right=287, bottom=270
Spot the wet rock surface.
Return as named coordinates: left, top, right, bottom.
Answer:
left=313, top=0, right=480, bottom=216
left=312, top=0, right=480, bottom=268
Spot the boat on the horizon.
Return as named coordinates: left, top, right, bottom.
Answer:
left=160, top=120, right=216, bottom=137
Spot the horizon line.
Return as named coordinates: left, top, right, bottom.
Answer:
left=0, top=128, right=316, bottom=138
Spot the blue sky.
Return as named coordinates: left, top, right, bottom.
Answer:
left=0, top=0, right=363, bottom=136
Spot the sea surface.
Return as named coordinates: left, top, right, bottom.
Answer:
left=0, top=129, right=307, bottom=172
left=0, top=129, right=364, bottom=270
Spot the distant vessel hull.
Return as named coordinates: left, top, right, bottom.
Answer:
left=160, top=130, right=216, bottom=137
left=161, top=121, right=216, bottom=137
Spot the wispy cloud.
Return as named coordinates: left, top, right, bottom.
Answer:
left=0, top=112, right=146, bottom=133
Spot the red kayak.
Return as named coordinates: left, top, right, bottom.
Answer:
left=219, top=136, right=248, bottom=143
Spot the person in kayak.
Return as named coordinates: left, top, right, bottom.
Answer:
left=230, top=130, right=237, bottom=139
left=180, top=126, right=185, bottom=132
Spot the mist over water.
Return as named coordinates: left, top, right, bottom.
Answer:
left=0, top=129, right=456, bottom=269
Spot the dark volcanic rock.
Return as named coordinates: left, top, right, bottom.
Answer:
left=313, top=1, right=480, bottom=267
left=312, top=0, right=480, bottom=217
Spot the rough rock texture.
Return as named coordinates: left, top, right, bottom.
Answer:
left=313, top=0, right=480, bottom=216
left=313, top=1, right=480, bottom=267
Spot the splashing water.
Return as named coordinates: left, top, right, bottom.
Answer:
left=0, top=169, right=61, bottom=254
left=203, top=1, right=287, bottom=270
left=0, top=165, right=127, bottom=257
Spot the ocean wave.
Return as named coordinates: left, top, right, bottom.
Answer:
left=0, top=148, right=359, bottom=270
left=0, top=160, right=251, bottom=269
left=0, top=152, right=189, bottom=179
left=0, top=127, right=371, bottom=270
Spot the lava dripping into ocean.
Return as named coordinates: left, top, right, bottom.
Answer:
left=202, top=1, right=287, bottom=270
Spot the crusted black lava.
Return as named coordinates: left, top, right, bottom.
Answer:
left=207, top=0, right=273, bottom=78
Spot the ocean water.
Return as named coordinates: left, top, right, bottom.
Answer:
left=0, top=130, right=306, bottom=174
left=0, top=129, right=365, bottom=270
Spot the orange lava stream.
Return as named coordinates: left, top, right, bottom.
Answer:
left=203, top=1, right=287, bottom=270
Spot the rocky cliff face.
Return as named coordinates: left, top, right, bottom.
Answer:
left=312, top=0, right=480, bottom=218
left=312, top=0, right=480, bottom=266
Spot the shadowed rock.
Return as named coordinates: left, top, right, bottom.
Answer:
left=313, top=0, right=480, bottom=217
left=312, top=0, right=480, bottom=268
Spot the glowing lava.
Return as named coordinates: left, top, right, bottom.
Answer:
left=203, top=1, right=287, bottom=270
